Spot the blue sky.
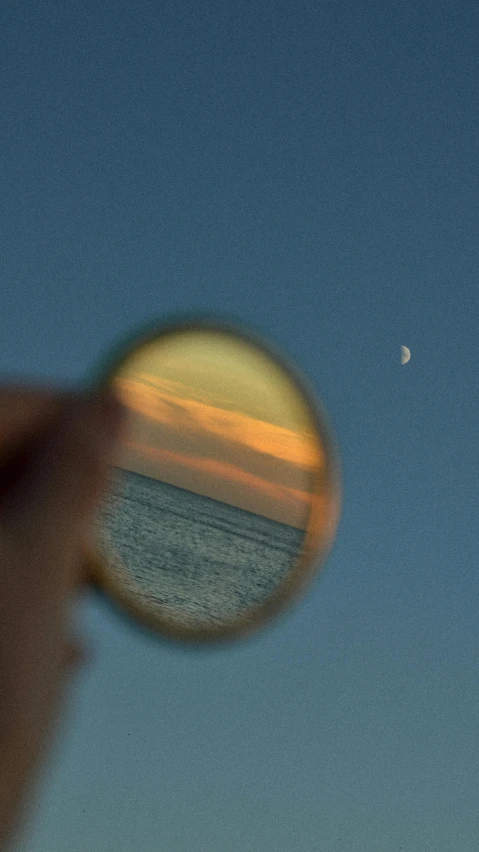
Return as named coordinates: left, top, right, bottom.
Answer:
left=2, top=1, right=478, bottom=849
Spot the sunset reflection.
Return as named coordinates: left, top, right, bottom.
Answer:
left=111, top=331, right=325, bottom=528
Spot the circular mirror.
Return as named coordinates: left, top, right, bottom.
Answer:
left=89, top=317, right=340, bottom=642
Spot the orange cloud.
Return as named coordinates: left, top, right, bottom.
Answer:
left=127, top=440, right=311, bottom=510
left=114, top=375, right=322, bottom=469
left=118, top=439, right=312, bottom=527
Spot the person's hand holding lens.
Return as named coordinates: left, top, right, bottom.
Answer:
left=0, top=387, right=125, bottom=848
left=0, top=315, right=340, bottom=849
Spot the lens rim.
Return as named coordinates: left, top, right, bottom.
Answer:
left=86, top=313, right=341, bottom=644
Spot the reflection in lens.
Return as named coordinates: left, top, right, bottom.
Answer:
left=96, top=328, right=331, bottom=635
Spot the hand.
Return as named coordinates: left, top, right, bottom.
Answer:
left=0, top=386, right=125, bottom=848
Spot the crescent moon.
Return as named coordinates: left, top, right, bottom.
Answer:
left=401, top=346, right=411, bottom=365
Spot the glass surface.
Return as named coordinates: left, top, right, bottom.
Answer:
left=92, top=322, right=340, bottom=641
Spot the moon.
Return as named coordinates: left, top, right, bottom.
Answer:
left=401, top=346, right=411, bottom=365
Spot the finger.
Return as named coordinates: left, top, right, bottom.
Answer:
left=0, top=384, right=62, bottom=467
left=0, top=390, right=126, bottom=586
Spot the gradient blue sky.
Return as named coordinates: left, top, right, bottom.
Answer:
left=2, top=1, right=478, bottom=850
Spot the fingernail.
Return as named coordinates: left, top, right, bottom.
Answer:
left=95, top=391, right=127, bottom=443
left=95, top=390, right=126, bottom=444
left=75, top=390, right=127, bottom=450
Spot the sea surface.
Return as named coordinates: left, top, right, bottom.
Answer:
left=97, top=468, right=305, bottom=630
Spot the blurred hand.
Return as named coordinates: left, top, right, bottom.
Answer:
left=0, top=386, right=125, bottom=848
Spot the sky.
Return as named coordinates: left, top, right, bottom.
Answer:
left=112, top=329, right=325, bottom=527
left=1, top=0, right=478, bottom=850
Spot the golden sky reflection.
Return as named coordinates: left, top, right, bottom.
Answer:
left=111, top=331, right=325, bottom=528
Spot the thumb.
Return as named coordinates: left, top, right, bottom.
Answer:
left=1, top=390, right=126, bottom=559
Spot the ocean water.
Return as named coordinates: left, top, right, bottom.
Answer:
left=97, top=468, right=305, bottom=630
